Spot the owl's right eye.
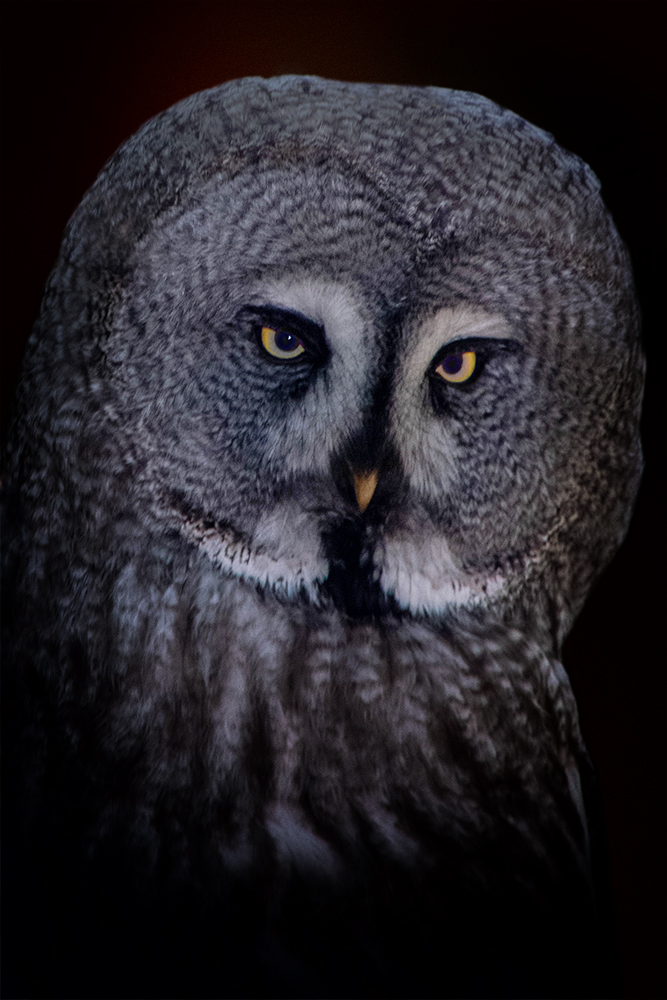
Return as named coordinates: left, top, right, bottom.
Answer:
left=260, top=326, right=306, bottom=359
left=237, top=304, right=329, bottom=367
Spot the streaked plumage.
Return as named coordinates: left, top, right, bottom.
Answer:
left=2, top=77, right=643, bottom=998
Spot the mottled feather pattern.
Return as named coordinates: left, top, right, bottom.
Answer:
left=3, top=77, right=643, bottom=997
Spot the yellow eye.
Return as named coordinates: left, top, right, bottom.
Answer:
left=435, top=349, right=476, bottom=383
left=260, top=326, right=305, bottom=359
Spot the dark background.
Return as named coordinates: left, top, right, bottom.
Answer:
left=1, top=2, right=665, bottom=997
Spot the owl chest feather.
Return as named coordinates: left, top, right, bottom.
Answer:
left=10, top=559, right=594, bottom=996
left=71, top=560, right=587, bottom=890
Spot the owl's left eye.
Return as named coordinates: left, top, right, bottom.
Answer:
left=260, top=326, right=306, bottom=359
left=435, top=349, right=476, bottom=384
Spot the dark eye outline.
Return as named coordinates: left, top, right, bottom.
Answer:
left=239, top=305, right=330, bottom=366
left=428, top=336, right=523, bottom=394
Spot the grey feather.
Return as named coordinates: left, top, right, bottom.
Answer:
left=3, top=77, right=643, bottom=998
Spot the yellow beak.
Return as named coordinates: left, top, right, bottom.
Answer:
left=352, top=469, right=379, bottom=513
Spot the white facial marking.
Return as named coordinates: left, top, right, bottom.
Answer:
left=256, top=278, right=374, bottom=476
left=261, top=278, right=368, bottom=348
left=377, top=530, right=506, bottom=614
left=398, top=305, right=511, bottom=400
left=175, top=502, right=328, bottom=598
left=390, top=308, right=510, bottom=502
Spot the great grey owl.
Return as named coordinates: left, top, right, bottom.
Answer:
left=2, top=77, right=643, bottom=999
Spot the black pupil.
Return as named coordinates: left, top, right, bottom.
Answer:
left=442, top=353, right=463, bottom=375
left=275, top=331, right=299, bottom=352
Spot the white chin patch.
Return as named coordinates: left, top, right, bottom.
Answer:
left=176, top=503, right=328, bottom=599
left=377, top=531, right=506, bottom=615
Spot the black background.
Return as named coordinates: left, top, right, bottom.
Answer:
left=1, top=3, right=665, bottom=997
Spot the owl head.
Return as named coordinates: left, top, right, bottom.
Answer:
left=8, top=77, right=643, bottom=653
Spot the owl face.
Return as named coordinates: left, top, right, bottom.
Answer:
left=9, top=79, right=642, bottom=657
left=98, top=146, right=639, bottom=644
